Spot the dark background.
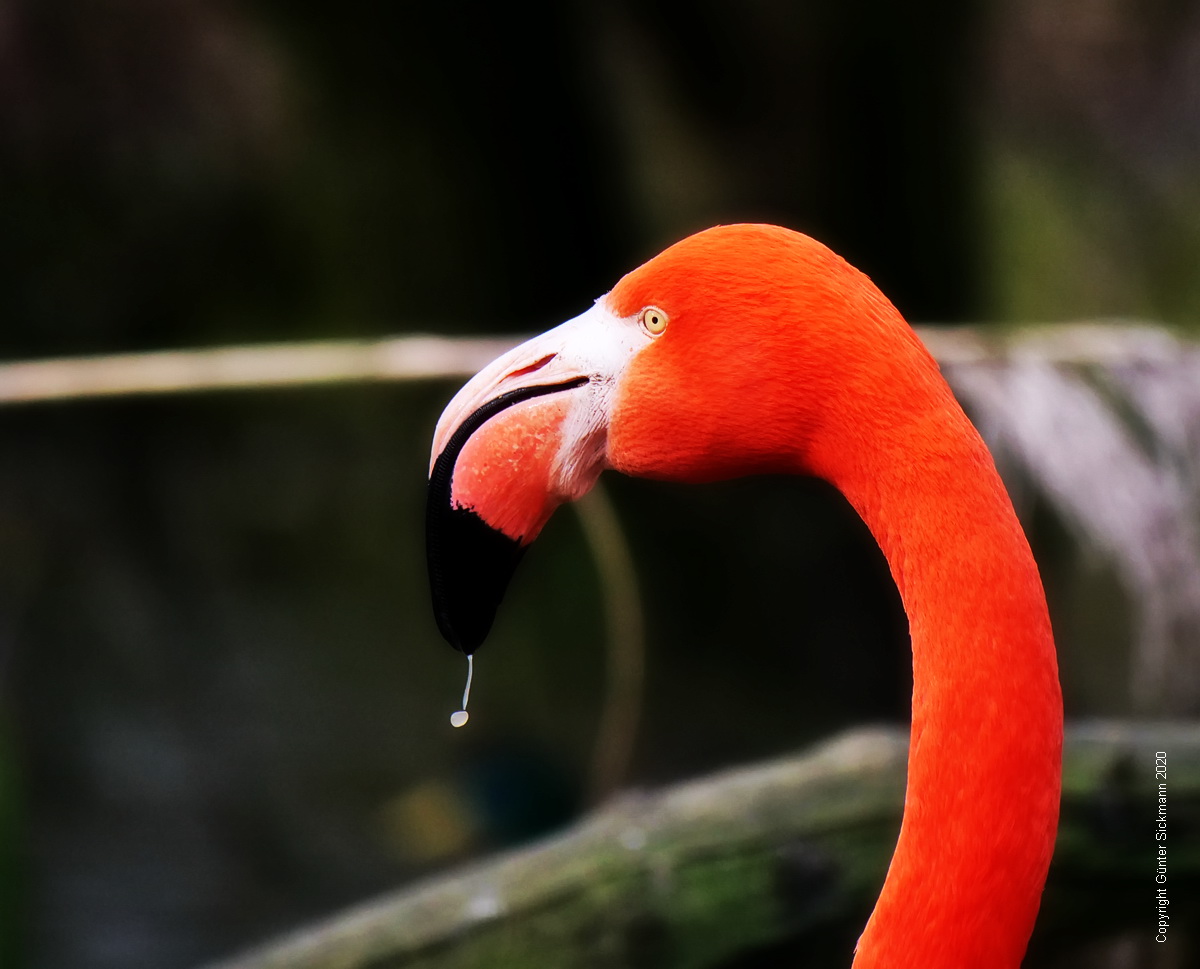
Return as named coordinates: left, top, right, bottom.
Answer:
left=2, top=1, right=1199, bottom=967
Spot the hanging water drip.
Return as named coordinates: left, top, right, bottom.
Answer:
left=450, top=653, right=473, bottom=728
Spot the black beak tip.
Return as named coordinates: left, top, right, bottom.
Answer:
left=426, top=496, right=526, bottom=655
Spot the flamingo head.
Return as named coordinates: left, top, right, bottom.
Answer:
left=427, top=223, right=925, bottom=653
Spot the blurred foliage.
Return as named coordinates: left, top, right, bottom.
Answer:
left=1, top=1, right=1198, bottom=968
left=0, top=712, right=23, bottom=969
left=983, top=0, right=1200, bottom=327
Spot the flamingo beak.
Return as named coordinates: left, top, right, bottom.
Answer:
left=426, top=302, right=645, bottom=653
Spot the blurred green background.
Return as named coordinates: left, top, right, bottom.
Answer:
left=2, top=1, right=1198, bottom=967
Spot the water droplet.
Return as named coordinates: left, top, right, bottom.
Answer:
left=449, top=653, right=474, bottom=728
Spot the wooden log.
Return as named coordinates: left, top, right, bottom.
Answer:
left=202, top=722, right=1200, bottom=969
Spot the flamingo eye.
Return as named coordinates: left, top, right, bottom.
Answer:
left=640, top=306, right=668, bottom=335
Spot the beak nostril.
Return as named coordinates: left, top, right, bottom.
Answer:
left=505, top=353, right=556, bottom=381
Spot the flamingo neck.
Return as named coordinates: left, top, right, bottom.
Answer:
left=811, top=394, right=1062, bottom=969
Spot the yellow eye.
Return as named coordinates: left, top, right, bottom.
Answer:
left=640, top=306, right=668, bottom=335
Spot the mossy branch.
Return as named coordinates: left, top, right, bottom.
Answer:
left=202, top=722, right=1200, bottom=969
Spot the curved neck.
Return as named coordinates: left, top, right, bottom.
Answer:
left=814, top=394, right=1062, bottom=969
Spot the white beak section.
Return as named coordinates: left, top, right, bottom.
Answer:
left=429, top=300, right=649, bottom=502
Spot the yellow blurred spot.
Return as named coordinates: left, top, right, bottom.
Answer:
left=376, top=779, right=476, bottom=863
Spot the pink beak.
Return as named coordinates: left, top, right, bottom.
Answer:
left=426, top=301, right=640, bottom=653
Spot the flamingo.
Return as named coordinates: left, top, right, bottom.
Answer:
left=426, top=224, right=1062, bottom=968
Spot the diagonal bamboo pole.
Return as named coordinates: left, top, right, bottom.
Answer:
left=0, top=335, right=521, bottom=404
left=0, top=324, right=1187, bottom=405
